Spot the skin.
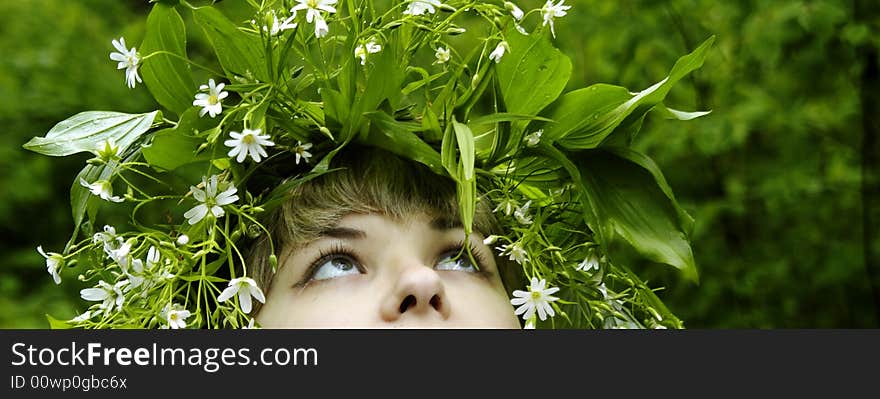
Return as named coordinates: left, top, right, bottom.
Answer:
left=256, top=212, right=521, bottom=328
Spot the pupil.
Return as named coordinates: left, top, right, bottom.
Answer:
left=333, top=258, right=351, bottom=271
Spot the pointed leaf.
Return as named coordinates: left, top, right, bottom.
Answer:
left=573, top=147, right=698, bottom=282
left=496, top=26, right=572, bottom=119
left=193, top=7, right=268, bottom=81
left=23, top=111, right=159, bottom=156
left=545, top=36, right=715, bottom=149
left=141, top=3, right=195, bottom=115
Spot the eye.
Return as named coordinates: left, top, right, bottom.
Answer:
left=311, top=254, right=362, bottom=281
left=435, top=249, right=478, bottom=273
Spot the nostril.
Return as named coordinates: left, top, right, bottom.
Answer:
left=429, top=294, right=442, bottom=311
left=399, top=295, right=417, bottom=313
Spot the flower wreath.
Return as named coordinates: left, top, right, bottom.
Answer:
left=24, top=0, right=714, bottom=329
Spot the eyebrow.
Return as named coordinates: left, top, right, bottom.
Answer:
left=318, top=227, right=367, bottom=239
left=429, top=216, right=463, bottom=231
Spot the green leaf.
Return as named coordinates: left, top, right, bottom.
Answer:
left=23, top=111, right=160, bottom=156
left=362, top=111, right=443, bottom=174
left=546, top=36, right=715, bottom=149
left=140, top=3, right=195, bottom=115
left=142, top=129, right=210, bottom=171
left=653, top=104, right=713, bottom=120
left=46, top=314, right=72, bottom=329
left=496, top=26, right=572, bottom=128
left=467, top=113, right=554, bottom=126
left=451, top=118, right=475, bottom=181
left=193, top=7, right=267, bottom=81
left=456, top=162, right=476, bottom=236
left=573, top=147, right=698, bottom=282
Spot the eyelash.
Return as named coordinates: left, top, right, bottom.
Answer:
left=295, top=240, right=492, bottom=287
left=438, top=240, right=490, bottom=275
left=295, top=244, right=361, bottom=288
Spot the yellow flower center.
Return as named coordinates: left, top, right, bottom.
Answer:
left=207, top=94, right=219, bottom=105
left=242, top=133, right=256, bottom=144
left=531, top=291, right=542, bottom=300
left=307, top=0, right=318, bottom=8
left=169, top=313, right=178, bottom=321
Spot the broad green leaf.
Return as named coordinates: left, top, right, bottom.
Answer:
left=142, top=129, right=212, bottom=171
left=451, top=118, right=475, bottom=180
left=23, top=111, right=159, bottom=156
left=362, top=111, right=443, bottom=174
left=545, top=36, right=715, bottom=149
left=142, top=104, right=217, bottom=172
left=496, top=26, right=572, bottom=127
left=573, top=147, right=698, bottom=282
left=193, top=7, right=268, bottom=81
left=140, top=3, right=195, bottom=115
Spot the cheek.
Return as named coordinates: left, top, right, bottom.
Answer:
left=257, top=278, right=378, bottom=328
left=441, top=274, right=520, bottom=327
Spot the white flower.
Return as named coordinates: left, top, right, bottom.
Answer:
left=489, top=41, right=509, bottom=63
left=224, top=128, right=275, bottom=163
left=313, top=14, right=329, bottom=38
left=184, top=175, right=239, bottom=225
left=265, top=12, right=297, bottom=36
left=193, top=79, right=228, bottom=118
left=505, top=1, right=524, bottom=20
left=434, top=46, right=451, bottom=64
left=403, top=0, right=444, bottom=16
left=146, top=246, right=160, bottom=269
left=217, top=277, right=266, bottom=314
left=576, top=251, right=600, bottom=272
left=496, top=242, right=528, bottom=265
left=510, top=277, right=560, bottom=321
left=513, top=200, right=533, bottom=225
left=70, top=311, right=92, bottom=323
left=242, top=318, right=259, bottom=329
left=163, top=304, right=192, bottom=329
left=108, top=240, right=132, bottom=271
left=294, top=141, right=313, bottom=164
left=493, top=197, right=518, bottom=216
left=541, top=0, right=571, bottom=39
left=37, top=246, right=63, bottom=285
left=291, top=0, right=336, bottom=37
left=110, top=37, right=142, bottom=89
left=291, top=0, right=337, bottom=24
left=176, top=234, right=190, bottom=246
left=525, top=129, right=543, bottom=147
left=80, top=280, right=127, bottom=313
left=80, top=178, right=123, bottom=203
left=354, top=40, right=382, bottom=65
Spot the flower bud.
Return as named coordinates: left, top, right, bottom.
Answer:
left=176, top=234, right=189, bottom=246
left=483, top=235, right=499, bottom=245
left=247, top=223, right=262, bottom=239
left=269, top=254, right=278, bottom=271
left=445, top=27, right=467, bottom=35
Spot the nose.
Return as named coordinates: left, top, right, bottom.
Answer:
left=380, top=263, right=450, bottom=322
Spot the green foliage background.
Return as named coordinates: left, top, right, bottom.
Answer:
left=1, top=0, right=877, bottom=328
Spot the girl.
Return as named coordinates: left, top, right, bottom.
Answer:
left=249, top=147, right=524, bottom=328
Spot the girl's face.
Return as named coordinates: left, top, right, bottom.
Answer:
left=256, top=212, right=521, bottom=328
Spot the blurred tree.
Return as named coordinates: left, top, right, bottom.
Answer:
left=0, top=0, right=157, bottom=328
